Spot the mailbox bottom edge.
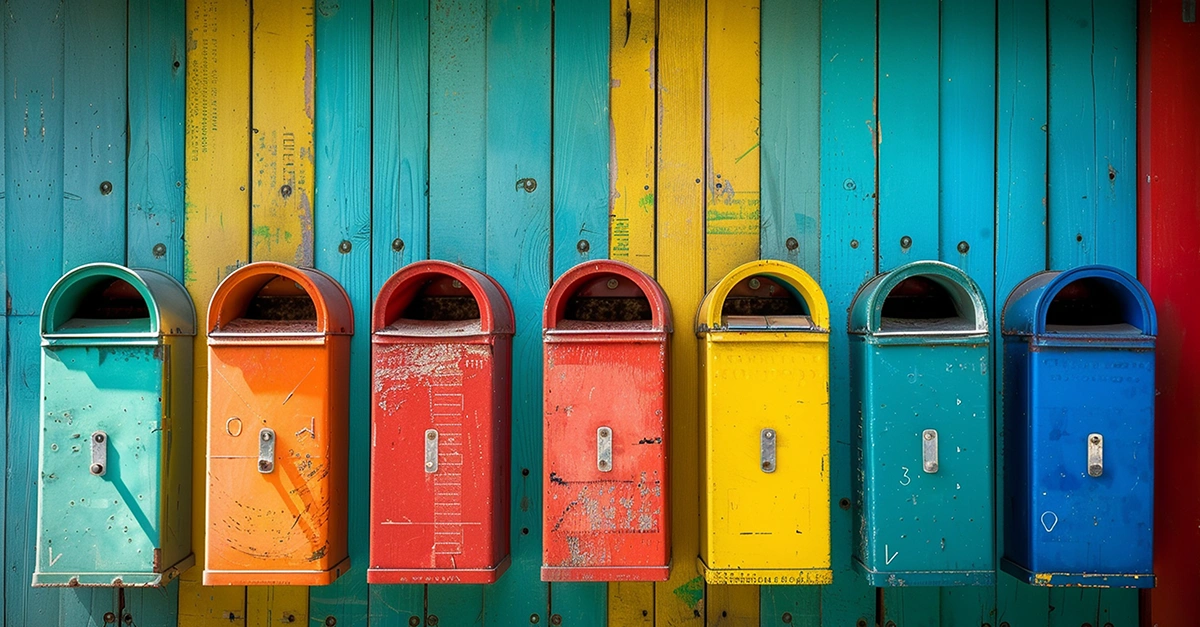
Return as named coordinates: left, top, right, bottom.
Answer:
left=368, top=555, right=512, bottom=585
left=202, top=555, right=350, bottom=587
left=1000, top=558, right=1155, bottom=589
left=697, top=558, right=832, bottom=586
left=541, top=561, right=670, bottom=583
left=851, top=557, right=995, bottom=587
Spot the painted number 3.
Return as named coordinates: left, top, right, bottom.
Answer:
left=900, top=466, right=911, bottom=486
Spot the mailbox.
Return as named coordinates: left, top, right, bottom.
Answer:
left=34, top=263, right=195, bottom=587
left=368, top=260, right=514, bottom=584
left=698, top=260, right=831, bottom=585
left=542, top=260, right=672, bottom=581
left=848, top=261, right=993, bottom=586
left=1001, top=265, right=1156, bottom=588
left=203, top=262, right=353, bottom=585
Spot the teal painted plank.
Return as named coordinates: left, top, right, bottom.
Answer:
left=877, top=0, right=939, bottom=270
left=127, top=0, right=186, bottom=277
left=1048, top=0, right=1095, bottom=271
left=995, top=0, right=1050, bottom=625
left=368, top=0, right=428, bottom=622
left=1090, top=0, right=1137, bottom=278
left=62, top=0, right=126, bottom=270
left=310, top=2, right=372, bottom=626
left=759, top=1, right=822, bottom=622
left=482, top=0, right=552, bottom=624
left=818, top=0, right=879, bottom=624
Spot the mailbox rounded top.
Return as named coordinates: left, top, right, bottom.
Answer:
left=373, top=260, right=515, bottom=336
left=41, top=263, right=196, bottom=338
left=207, top=262, right=354, bottom=336
left=544, top=260, right=671, bottom=333
left=1002, top=265, right=1156, bottom=337
left=697, top=260, right=829, bottom=332
left=849, top=261, right=988, bottom=336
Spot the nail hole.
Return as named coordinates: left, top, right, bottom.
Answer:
left=785, top=237, right=799, bottom=251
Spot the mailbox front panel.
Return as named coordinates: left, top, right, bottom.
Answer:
left=702, top=337, right=830, bottom=585
left=543, top=339, right=669, bottom=580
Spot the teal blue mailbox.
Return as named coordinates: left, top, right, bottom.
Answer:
left=849, top=261, right=994, bottom=586
left=34, top=263, right=195, bottom=587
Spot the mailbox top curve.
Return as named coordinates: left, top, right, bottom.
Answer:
left=849, top=260, right=989, bottom=336
left=1002, top=265, right=1157, bottom=337
left=207, top=261, right=354, bottom=336
left=697, top=259, right=829, bottom=333
left=543, top=260, right=671, bottom=333
left=373, top=260, right=515, bottom=336
left=41, top=262, right=196, bottom=338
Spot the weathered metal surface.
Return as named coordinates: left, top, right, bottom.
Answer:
left=542, top=260, right=672, bottom=582
left=368, top=260, right=514, bottom=585
left=1001, top=266, right=1156, bottom=588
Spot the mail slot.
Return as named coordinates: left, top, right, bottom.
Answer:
left=849, top=260, right=993, bottom=586
left=541, top=260, right=672, bottom=581
left=1001, top=265, right=1156, bottom=588
left=34, top=263, right=196, bottom=587
left=698, top=259, right=831, bottom=585
left=203, top=262, right=352, bottom=585
left=368, top=260, right=514, bottom=584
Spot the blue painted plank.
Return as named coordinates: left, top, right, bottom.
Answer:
left=310, top=2, right=373, bottom=627
left=759, top=1, right=822, bottom=622
left=818, top=0, right=879, bottom=624
left=482, top=0, right=553, bottom=625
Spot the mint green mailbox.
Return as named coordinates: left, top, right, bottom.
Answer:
left=849, top=261, right=994, bottom=586
left=34, top=263, right=195, bottom=587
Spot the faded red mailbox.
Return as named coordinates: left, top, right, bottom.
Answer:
left=542, top=260, right=672, bottom=581
left=368, top=260, right=515, bottom=584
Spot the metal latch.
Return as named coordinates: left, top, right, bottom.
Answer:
left=258, top=428, right=275, bottom=474
left=922, top=429, right=939, bottom=473
left=90, top=431, right=107, bottom=476
left=597, top=426, right=612, bottom=472
left=425, top=429, right=439, bottom=473
left=760, top=428, right=776, bottom=473
left=1087, top=433, right=1103, bottom=477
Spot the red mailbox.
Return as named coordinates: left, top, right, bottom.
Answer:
left=368, top=260, right=515, bottom=584
left=541, top=260, right=672, bottom=581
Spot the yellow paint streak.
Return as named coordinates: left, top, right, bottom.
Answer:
left=705, top=0, right=761, bottom=290
left=251, top=0, right=315, bottom=266
left=656, top=0, right=705, bottom=625
left=608, top=0, right=656, bottom=275
left=179, top=0, right=250, bottom=624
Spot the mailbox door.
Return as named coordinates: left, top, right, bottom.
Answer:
left=1029, top=346, right=1154, bottom=575
left=38, top=345, right=165, bottom=583
left=370, top=337, right=509, bottom=577
left=207, top=342, right=336, bottom=578
left=543, top=340, right=668, bottom=577
left=704, top=337, right=830, bottom=583
left=858, top=341, right=993, bottom=582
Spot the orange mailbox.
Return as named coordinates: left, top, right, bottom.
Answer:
left=368, top=260, right=515, bottom=584
left=203, top=262, right=353, bottom=585
left=542, top=260, right=672, bottom=581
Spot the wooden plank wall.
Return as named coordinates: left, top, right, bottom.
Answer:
left=0, top=0, right=1147, bottom=625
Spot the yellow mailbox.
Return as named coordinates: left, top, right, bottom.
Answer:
left=697, top=260, right=831, bottom=585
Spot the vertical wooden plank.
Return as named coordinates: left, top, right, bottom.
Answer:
left=0, top=11, right=7, bottom=617
left=178, top=0, right=251, bottom=624
left=817, top=0, right=879, bottom=624
left=608, top=0, right=656, bottom=276
left=368, top=0, right=428, bottom=622
left=482, top=0, right=553, bottom=625
left=1089, top=0, right=1137, bottom=276
left=655, top=0, right=705, bottom=625
left=309, top=2, right=372, bottom=626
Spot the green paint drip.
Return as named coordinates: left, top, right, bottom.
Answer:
left=672, top=575, right=705, bottom=609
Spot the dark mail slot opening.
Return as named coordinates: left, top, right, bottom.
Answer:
left=560, top=273, right=652, bottom=330
left=880, top=276, right=975, bottom=333
left=381, top=275, right=484, bottom=335
left=223, top=275, right=318, bottom=333
left=1045, top=277, right=1144, bottom=334
left=53, top=277, right=153, bottom=333
left=721, top=274, right=812, bottom=330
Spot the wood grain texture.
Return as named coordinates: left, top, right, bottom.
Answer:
left=608, top=0, right=656, bottom=276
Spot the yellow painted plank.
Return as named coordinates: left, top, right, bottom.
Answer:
left=608, top=0, right=656, bottom=276
left=179, top=0, right=251, bottom=624
left=705, top=0, right=761, bottom=291
left=655, top=0, right=706, bottom=625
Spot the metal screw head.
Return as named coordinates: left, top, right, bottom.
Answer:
left=259, top=460, right=271, bottom=470
left=924, top=462, right=937, bottom=472
left=925, top=431, right=934, bottom=440
left=124, top=614, right=133, bottom=625
left=91, top=463, right=104, bottom=474
left=338, top=240, right=352, bottom=254
left=839, top=497, right=851, bottom=510
left=598, top=460, right=609, bottom=469
left=785, top=237, right=799, bottom=251
left=886, top=621, right=897, bottom=627
left=426, top=616, right=438, bottom=627
left=576, top=239, right=590, bottom=253
left=94, top=433, right=105, bottom=444
left=857, top=619, right=868, bottom=627
left=285, top=614, right=296, bottom=623
left=599, top=428, right=610, bottom=438
left=606, top=278, right=619, bottom=289
left=762, top=461, right=773, bottom=470
left=427, top=431, right=437, bottom=440
left=104, top=613, right=116, bottom=623
left=152, top=243, right=167, bottom=258
left=764, top=430, right=774, bottom=440
left=517, top=178, right=537, bottom=193
left=1090, top=435, right=1101, bottom=444
left=850, top=239, right=860, bottom=249
left=748, top=278, right=761, bottom=290
left=280, top=184, right=293, bottom=198
left=530, top=614, right=540, bottom=624
left=262, top=430, right=272, bottom=441
left=550, top=615, right=563, bottom=626
left=325, top=616, right=337, bottom=626
left=392, top=238, right=405, bottom=252
left=957, top=240, right=970, bottom=254
left=900, top=235, right=913, bottom=249
left=408, top=618, right=420, bottom=627
left=782, top=613, right=793, bottom=624
left=843, top=178, right=856, bottom=191
left=100, top=181, right=113, bottom=195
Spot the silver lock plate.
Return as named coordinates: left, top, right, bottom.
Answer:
left=425, top=429, right=439, bottom=473
left=922, top=429, right=939, bottom=473
left=1087, top=433, right=1103, bottom=477
left=761, top=428, right=776, bottom=473
left=597, top=426, right=613, bottom=472
left=258, top=428, right=275, bottom=474
left=90, top=431, right=108, bottom=476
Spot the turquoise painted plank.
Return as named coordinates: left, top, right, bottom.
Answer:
left=818, top=0, right=879, bottom=624
left=62, top=0, right=126, bottom=270
left=482, top=0, right=552, bottom=625
left=310, top=2, right=372, bottom=626
left=127, top=0, right=186, bottom=277
left=877, top=0, right=939, bottom=270
left=368, top=0, right=428, bottom=622
left=995, top=0, right=1050, bottom=625
left=1047, top=0, right=1094, bottom=271
left=759, top=1, right=822, bottom=623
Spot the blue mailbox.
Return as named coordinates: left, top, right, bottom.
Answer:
left=1001, top=265, right=1156, bottom=588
